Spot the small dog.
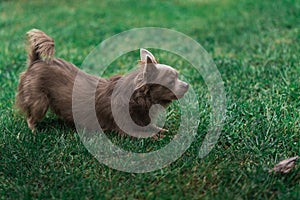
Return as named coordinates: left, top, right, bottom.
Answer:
left=16, top=29, right=189, bottom=138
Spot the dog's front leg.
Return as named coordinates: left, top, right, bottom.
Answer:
left=149, top=125, right=168, bottom=140
left=116, top=125, right=167, bottom=139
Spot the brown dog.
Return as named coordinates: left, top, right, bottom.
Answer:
left=16, top=29, right=189, bottom=137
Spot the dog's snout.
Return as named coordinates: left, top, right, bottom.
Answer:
left=184, top=82, right=189, bottom=89
left=181, top=81, right=189, bottom=90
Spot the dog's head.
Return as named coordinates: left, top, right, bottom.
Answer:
left=134, top=49, right=189, bottom=106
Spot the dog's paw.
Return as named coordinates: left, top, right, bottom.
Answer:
left=151, top=133, right=166, bottom=140
left=152, top=129, right=167, bottom=140
left=158, top=127, right=168, bottom=133
left=150, top=126, right=168, bottom=140
left=27, top=117, right=36, bottom=133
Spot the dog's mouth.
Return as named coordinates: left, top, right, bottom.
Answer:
left=165, top=89, right=188, bottom=100
left=149, top=83, right=189, bottom=105
left=174, top=93, right=185, bottom=99
left=158, top=93, right=185, bottom=107
left=171, top=90, right=188, bottom=100
left=161, top=93, right=184, bottom=104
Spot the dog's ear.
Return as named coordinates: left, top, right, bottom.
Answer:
left=140, top=48, right=157, bottom=64
left=140, top=50, right=158, bottom=79
left=134, top=62, right=157, bottom=92
left=143, top=62, right=157, bottom=79
left=135, top=49, right=158, bottom=91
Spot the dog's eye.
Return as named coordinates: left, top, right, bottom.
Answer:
left=168, top=80, right=175, bottom=87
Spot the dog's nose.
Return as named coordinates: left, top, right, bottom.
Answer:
left=183, top=82, right=189, bottom=89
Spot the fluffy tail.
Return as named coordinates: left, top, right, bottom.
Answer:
left=26, top=29, right=55, bottom=65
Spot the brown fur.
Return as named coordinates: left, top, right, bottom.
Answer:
left=16, top=29, right=189, bottom=136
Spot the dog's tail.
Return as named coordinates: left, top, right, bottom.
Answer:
left=26, top=29, right=55, bottom=65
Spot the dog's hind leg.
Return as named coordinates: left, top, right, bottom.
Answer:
left=26, top=94, right=49, bottom=132
left=27, top=117, right=36, bottom=132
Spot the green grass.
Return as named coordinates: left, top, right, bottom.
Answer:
left=1, top=0, right=300, bottom=199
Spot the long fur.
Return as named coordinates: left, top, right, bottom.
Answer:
left=16, top=29, right=188, bottom=136
left=26, top=29, right=55, bottom=65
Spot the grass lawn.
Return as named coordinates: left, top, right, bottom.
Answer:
left=0, top=0, right=299, bottom=199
